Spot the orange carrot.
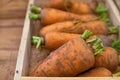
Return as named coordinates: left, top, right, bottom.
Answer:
left=87, top=36, right=118, bottom=72
left=29, top=8, right=98, bottom=26
left=78, top=67, right=112, bottom=77
left=31, top=37, right=95, bottom=77
left=32, top=30, right=93, bottom=50
left=40, top=20, right=108, bottom=36
left=45, top=32, right=81, bottom=50
left=65, top=0, right=97, bottom=14
left=94, top=47, right=119, bottom=72
left=32, top=32, right=80, bottom=50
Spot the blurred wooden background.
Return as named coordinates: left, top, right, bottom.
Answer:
left=0, top=0, right=28, bottom=80
left=0, top=0, right=28, bottom=19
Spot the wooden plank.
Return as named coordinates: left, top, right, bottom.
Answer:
left=14, top=0, right=34, bottom=80
left=0, top=27, right=22, bottom=49
left=29, top=47, right=50, bottom=74
left=0, top=0, right=28, bottom=19
left=0, top=19, right=24, bottom=27
left=0, top=50, right=18, bottom=80
left=114, top=0, right=120, bottom=11
left=21, top=77, right=120, bottom=80
left=105, top=0, right=120, bottom=37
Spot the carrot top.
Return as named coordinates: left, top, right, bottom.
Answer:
left=112, top=39, right=120, bottom=52
left=108, top=26, right=119, bottom=34
left=81, top=30, right=105, bottom=56
left=81, top=30, right=93, bottom=39
left=29, top=13, right=39, bottom=20
left=31, top=5, right=42, bottom=13
left=32, top=36, right=44, bottom=48
left=96, top=3, right=107, bottom=14
left=96, top=3, right=119, bottom=34
left=113, top=71, right=120, bottom=77
left=87, top=36, right=105, bottom=56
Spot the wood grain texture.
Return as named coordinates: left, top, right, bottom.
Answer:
left=0, top=0, right=27, bottom=80
left=0, top=50, right=18, bottom=80
left=0, top=0, right=28, bottom=19
left=0, top=27, right=22, bottom=49
left=114, top=0, right=120, bottom=11
left=29, top=47, right=50, bottom=75
left=0, top=19, right=24, bottom=27
left=21, top=77, right=120, bottom=80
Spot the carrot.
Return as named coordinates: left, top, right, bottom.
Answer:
left=29, top=8, right=98, bottom=26
left=94, top=47, right=119, bottom=72
left=32, top=30, right=92, bottom=50
left=40, top=20, right=109, bottom=36
left=31, top=37, right=95, bottom=77
left=65, top=0, right=97, bottom=14
left=32, top=32, right=80, bottom=50
left=86, top=36, right=118, bottom=72
left=78, top=67, right=112, bottom=77
left=33, top=0, right=65, bottom=11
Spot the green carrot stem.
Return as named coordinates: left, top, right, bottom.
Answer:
left=88, top=37, right=104, bottom=56
left=92, top=38, right=102, bottom=48
left=100, top=13, right=112, bottom=26
left=108, top=26, right=119, bottom=34
left=29, top=13, right=39, bottom=20
left=32, top=36, right=44, bottom=48
left=113, top=72, right=120, bottom=77
left=86, top=36, right=97, bottom=43
left=93, top=43, right=102, bottom=50
left=96, top=3, right=108, bottom=14
left=112, top=39, right=120, bottom=52
left=94, top=48, right=104, bottom=56
left=31, top=5, right=42, bottom=13
left=81, top=30, right=93, bottom=39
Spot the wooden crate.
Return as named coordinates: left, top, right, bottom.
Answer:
left=14, top=0, right=120, bottom=80
left=114, top=0, right=120, bottom=11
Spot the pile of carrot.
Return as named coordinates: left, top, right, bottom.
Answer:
left=29, top=0, right=120, bottom=77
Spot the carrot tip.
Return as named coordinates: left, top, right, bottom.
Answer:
left=30, top=4, right=42, bottom=13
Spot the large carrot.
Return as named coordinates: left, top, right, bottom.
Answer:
left=29, top=8, right=98, bottom=26
left=78, top=67, right=112, bottom=77
left=65, top=0, right=97, bottom=14
left=40, top=20, right=109, bottom=36
left=94, top=47, right=118, bottom=72
left=32, top=32, right=80, bottom=50
left=31, top=37, right=95, bottom=77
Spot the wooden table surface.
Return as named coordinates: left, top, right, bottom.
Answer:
left=0, top=0, right=28, bottom=80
